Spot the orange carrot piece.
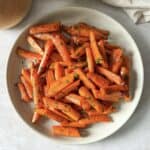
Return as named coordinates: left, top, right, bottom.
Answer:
left=75, top=68, right=95, bottom=89
left=55, top=80, right=80, bottom=100
left=47, top=73, right=75, bottom=97
left=33, top=33, right=51, bottom=40
left=86, top=47, right=95, bottom=73
left=21, top=68, right=32, bottom=86
left=43, top=97, right=80, bottom=121
left=66, top=93, right=91, bottom=110
left=29, top=22, right=61, bottom=34
left=61, top=121, right=86, bottom=128
left=38, top=40, right=53, bottom=74
left=20, top=75, right=33, bottom=99
left=52, top=126, right=80, bottom=137
left=49, top=34, right=72, bottom=65
left=50, top=52, right=62, bottom=62
left=79, top=86, right=103, bottom=113
left=54, top=63, right=64, bottom=80
left=87, top=72, right=110, bottom=88
left=17, top=48, right=42, bottom=60
left=17, top=82, right=30, bottom=102
left=104, top=84, right=128, bottom=92
left=96, top=66, right=124, bottom=85
left=104, top=41, right=120, bottom=50
left=71, top=36, right=89, bottom=45
left=36, top=108, right=67, bottom=122
left=32, top=112, right=40, bottom=123
left=27, top=35, right=44, bottom=55
left=46, top=69, right=55, bottom=86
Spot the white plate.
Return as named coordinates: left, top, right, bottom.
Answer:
left=6, top=7, right=144, bottom=144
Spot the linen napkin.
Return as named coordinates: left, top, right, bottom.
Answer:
left=102, top=0, right=150, bottom=24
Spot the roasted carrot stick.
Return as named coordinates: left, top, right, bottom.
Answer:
left=55, top=80, right=80, bottom=99
left=33, top=33, right=52, bottom=40
left=87, top=72, right=110, bottom=88
left=54, top=62, right=64, bottom=80
left=71, top=36, right=89, bottom=45
left=49, top=34, right=72, bottom=65
left=21, top=68, right=32, bottom=86
left=36, top=108, right=68, bottom=122
left=86, top=47, right=95, bottom=73
left=75, top=68, right=95, bottom=89
left=43, top=97, right=80, bottom=121
left=47, top=73, right=75, bottom=97
left=17, top=82, right=30, bottom=102
left=104, top=41, right=120, bottom=50
left=65, top=94, right=91, bottom=110
left=104, top=84, right=128, bottom=92
left=46, top=69, right=55, bottom=86
left=38, top=40, right=53, bottom=74
left=20, top=75, right=33, bottom=99
left=79, top=86, right=103, bottom=113
left=50, top=52, right=62, bottom=62
left=52, top=126, right=80, bottom=137
left=27, top=35, right=44, bottom=55
left=96, top=66, right=124, bottom=85
left=17, top=47, right=42, bottom=60
left=29, top=22, right=61, bottom=34
left=61, top=121, right=87, bottom=128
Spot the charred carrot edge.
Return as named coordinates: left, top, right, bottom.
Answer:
left=43, top=97, right=80, bottom=121
left=29, top=22, right=61, bottom=34
left=20, top=75, right=33, bottom=99
left=27, top=35, right=44, bottom=55
left=52, top=126, right=80, bottom=137
left=86, top=47, right=95, bottom=73
left=54, top=63, right=64, bottom=80
left=87, top=72, right=110, bottom=88
left=17, top=47, right=42, bottom=60
left=79, top=86, right=103, bottom=113
left=21, top=68, right=32, bottom=86
left=38, top=40, right=54, bottom=74
left=17, top=82, right=30, bottom=102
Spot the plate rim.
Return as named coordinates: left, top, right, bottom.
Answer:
left=6, top=6, right=144, bottom=145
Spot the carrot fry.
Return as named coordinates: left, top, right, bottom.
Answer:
left=52, top=126, right=80, bottom=137
left=104, top=84, right=128, bottom=92
left=87, top=72, right=110, bottom=88
left=86, top=47, right=95, bottom=73
left=17, top=82, right=30, bottom=102
left=33, top=33, right=52, bottom=40
left=43, top=97, right=80, bottom=121
left=47, top=73, right=75, bottom=97
left=71, top=36, right=89, bottom=45
left=17, top=47, right=42, bottom=60
left=79, top=86, right=103, bottom=113
left=49, top=34, right=72, bottom=65
left=38, top=40, right=53, bottom=74
left=55, top=80, right=80, bottom=99
left=75, top=68, right=95, bottom=89
left=36, top=108, right=67, bottom=122
left=61, top=121, right=87, bottom=128
left=29, top=22, right=61, bottom=34
left=96, top=66, right=124, bottom=85
left=54, top=63, right=64, bottom=80
left=66, top=93, right=91, bottom=110
left=104, top=41, right=120, bottom=50
left=46, top=69, right=55, bottom=86
left=21, top=68, right=32, bottom=86
left=27, top=35, right=44, bottom=55
left=90, top=31, right=105, bottom=67
left=32, top=112, right=40, bottom=123
left=50, top=52, right=62, bottom=62
left=20, top=75, right=33, bottom=99
left=111, top=49, right=123, bottom=73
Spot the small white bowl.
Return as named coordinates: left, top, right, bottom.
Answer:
left=6, top=7, right=144, bottom=144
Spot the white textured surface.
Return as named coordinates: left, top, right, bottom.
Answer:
left=0, top=0, right=150, bottom=149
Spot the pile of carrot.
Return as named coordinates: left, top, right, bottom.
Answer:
left=17, top=22, right=131, bottom=137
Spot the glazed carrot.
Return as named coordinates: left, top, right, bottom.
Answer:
left=29, top=22, right=61, bottom=34
left=33, top=33, right=52, bottom=40
left=61, top=121, right=87, bottom=128
left=90, top=31, right=105, bottom=67
left=104, top=41, right=120, bottom=50
left=111, top=49, right=123, bottom=73
left=21, top=68, right=32, bottom=86
left=47, top=73, right=75, bottom=97
left=71, top=36, right=89, bottom=45
left=36, top=108, right=67, bottom=122
left=55, top=80, right=80, bottom=99
left=46, top=69, right=55, bottom=86
left=96, top=66, right=124, bottom=85
left=38, top=40, right=54, bottom=74
left=17, top=48, right=42, bottom=60
left=66, top=94, right=91, bottom=110
left=52, top=126, right=80, bottom=137
left=104, top=84, right=128, bottom=92
left=87, top=72, right=110, bottom=88
left=17, top=82, right=30, bottom=102
left=32, top=112, right=40, bottom=123
left=54, top=63, right=64, bottom=80
left=86, top=47, right=95, bottom=73
left=79, top=86, right=103, bottom=113
left=75, top=68, right=95, bottom=89
left=49, top=34, right=72, bottom=65
left=50, top=52, right=62, bottom=62
left=27, top=35, right=44, bottom=55
left=43, top=97, right=80, bottom=121
left=92, top=88, right=122, bottom=102
left=20, top=75, right=33, bottom=99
